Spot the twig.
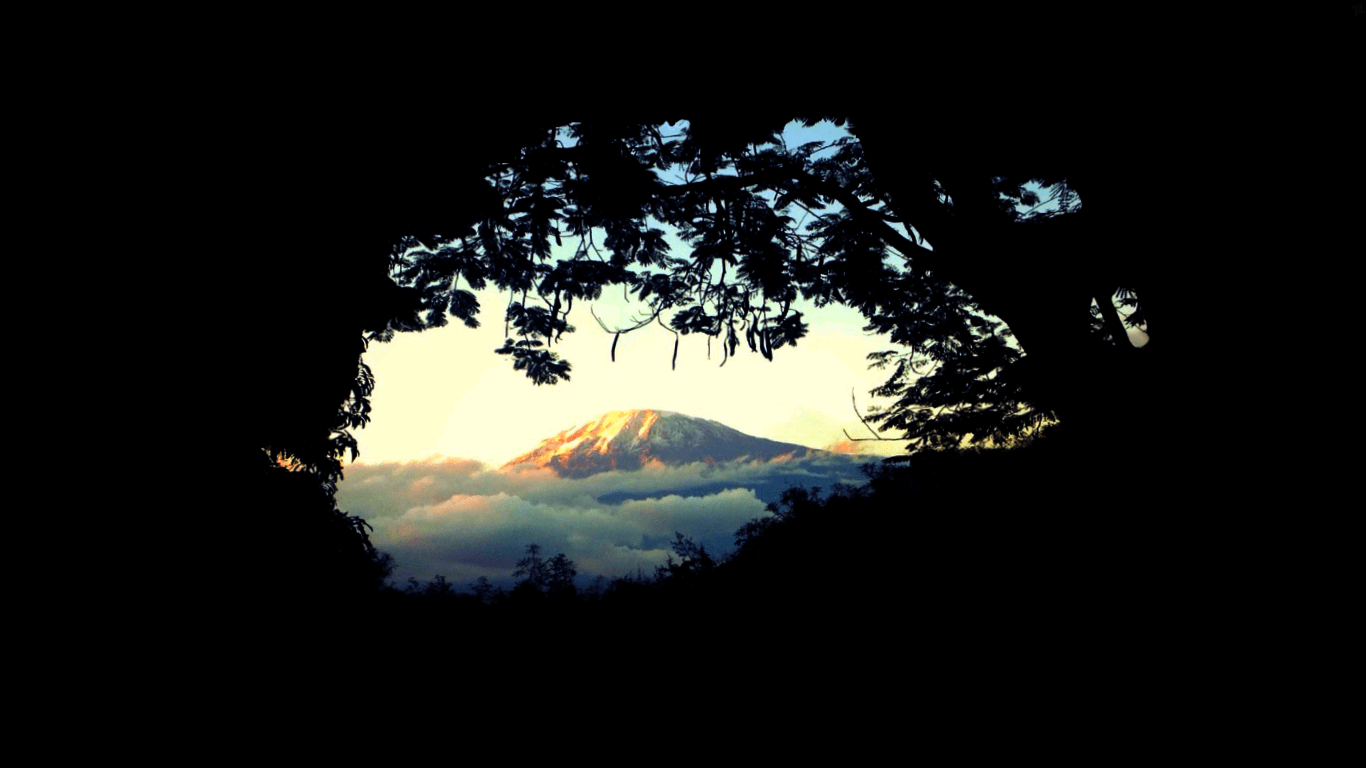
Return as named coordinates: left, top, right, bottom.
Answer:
left=851, top=388, right=882, bottom=440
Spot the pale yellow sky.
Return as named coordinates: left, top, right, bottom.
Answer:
left=352, top=284, right=911, bottom=467
left=345, top=124, right=1107, bottom=469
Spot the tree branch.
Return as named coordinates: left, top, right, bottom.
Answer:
left=852, top=387, right=881, bottom=440
left=589, top=303, right=656, bottom=335
left=844, top=388, right=914, bottom=443
left=1093, top=287, right=1135, bottom=348
left=785, top=168, right=940, bottom=267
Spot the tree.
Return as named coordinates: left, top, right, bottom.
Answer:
left=217, top=111, right=1202, bottom=610
left=370, top=117, right=1177, bottom=498
left=423, top=574, right=457, bottom=599
left=543, top=553, right=578, bottom=598
left=194, top=234, right=421, bottom=612
left=512, top=543, right=546, bottom=591
left=470, top=576, right=495, bottom=604
left=655, top=532, right=715, bottom=585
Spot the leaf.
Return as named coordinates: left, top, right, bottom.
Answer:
left=448, top=289, right=481, bottom=329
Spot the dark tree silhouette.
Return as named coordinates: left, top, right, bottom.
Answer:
left=511, top=543, right=546, bottom=592
left=470, top=576, right=495, bottom=604
left=211, top=110, right=1209, bottom=619
left=655, top=532, right=715, bottom=586
left=202, top=239, right=412, bottom=616
left=365, top=116, right=1187, bottom=517
left=543, top=553, right=578, bottom=597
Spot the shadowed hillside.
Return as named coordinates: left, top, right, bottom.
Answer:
left=356, top=428, right=1158, bottom=659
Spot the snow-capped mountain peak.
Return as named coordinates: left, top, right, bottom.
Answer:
left=502, top=409, right=825, bottom=478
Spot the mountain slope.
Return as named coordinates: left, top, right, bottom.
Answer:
left=502, top=409, right=829, bottom=479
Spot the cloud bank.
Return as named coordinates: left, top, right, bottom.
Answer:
left=335, top=453, right=874, bottom=589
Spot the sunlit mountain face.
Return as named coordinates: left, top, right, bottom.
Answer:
left=503, top=409, right=829, bottom=479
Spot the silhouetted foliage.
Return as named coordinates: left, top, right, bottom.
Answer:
left=654, top=532, right=716, bottom=587
left=363, top=429, right=1161, bottom=662
left=371, top=118, right=1166, bottom=468
left=217, top=112, right=1199, bottom=628
left=422, top=574, right=458, bottom=599
left=470, top=576, right=495, bottom=604
left=543, top=553, right=578, bottom=597
left=512, top=543, right=546, bottom=592
left=242, top=453, right=397, bottom=607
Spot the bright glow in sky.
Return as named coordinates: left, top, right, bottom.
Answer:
left=352, top=283, right=909, bottom=467
left=329, top=124, right=1141, bottom=587
left=348, top=121, right=912, bottom=468
left=342, top=121, right=1118, bottom=470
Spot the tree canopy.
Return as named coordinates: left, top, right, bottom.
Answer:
left=372, top=118, right=1145, bottom=455
left=208, top=112, right=1202, bottom=615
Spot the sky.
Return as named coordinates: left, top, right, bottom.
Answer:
left=347, top=282, right=909, bottom=469
left=331, top=121, right=1122, bottom=591
left=349, top=120, right=909, bottom=468
left=336, top=229, right=912, bottom=589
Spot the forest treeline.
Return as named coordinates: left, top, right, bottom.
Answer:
left=289, top=429, right=1122, bottom=650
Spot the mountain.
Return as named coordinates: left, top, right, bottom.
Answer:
left=502, top=409, right=831, bottom=479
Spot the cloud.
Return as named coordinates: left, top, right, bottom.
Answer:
left=336, top=453, right=871, bottom=589
left=823, top=439, right=912, bottom=457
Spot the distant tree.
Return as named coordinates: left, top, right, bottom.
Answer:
left=512, top=544, right=547, bottom=591
left=470, top=575, right=495, bottom=604
left=544, top=553, right=578, bottom=597
left=732, top=515, right=778, bottom=555
left=658, top=532, right=716, bottom=585
left=424, top=574, right=457, bottom=599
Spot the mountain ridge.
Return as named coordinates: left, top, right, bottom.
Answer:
left=502, top=409, right=830, bottom=479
